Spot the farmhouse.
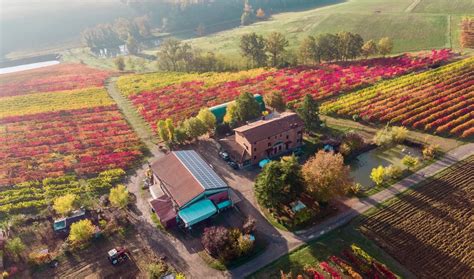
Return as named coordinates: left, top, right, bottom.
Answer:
left=148, top=150, right=235, bottom=229
left=220, top=112, right=304, bottom=167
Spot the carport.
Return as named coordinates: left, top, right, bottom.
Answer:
left=178, top=199, right=217, bottom=228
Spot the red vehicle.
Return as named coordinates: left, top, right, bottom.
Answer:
left=107, top=247, right=130, bottom=266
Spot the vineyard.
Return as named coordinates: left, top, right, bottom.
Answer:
left=117, top=50, right=453, bottom=129
left=359, top=156, right=474, bottom=278
left=0, top=64, right=113, bottom=97
left=0, top=64, right=143, bottom=186
left=0, top=169, right=125, bottom=217
left=320, top=56, right=474, bottom=138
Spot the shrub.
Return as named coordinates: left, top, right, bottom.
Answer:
left=5, top=237, right=25, bottom=261
left=422, top=144, right=439, bottom=160
left=109, top=184, right=129, bottom=209
left=68, top=219, right=95, bottom=246
left=53, top=194, right=77, bottom=216
left=148, top=262, right=168, bottom=279
left=370, top=166, right=386, bottom=186
left=242, top=217, right=256, bottom=234
left=402, top=155, right=419, bottom=170
left=202, top=226, right=230, bottom=258
left=238, top=235, right=254, bottom=256
left=385, top=165, right=402, bottom=179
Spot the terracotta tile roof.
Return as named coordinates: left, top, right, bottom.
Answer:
left=150, top=150, right=228, bottom=208
left=234, top=112, right=304, bottom=143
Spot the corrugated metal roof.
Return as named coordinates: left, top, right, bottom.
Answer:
left=174, top=150, right=228, bottom=190
left=178, top=199, right=217, bottom=227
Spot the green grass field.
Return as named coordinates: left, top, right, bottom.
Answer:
left=182, top=0, right=473, bottom=61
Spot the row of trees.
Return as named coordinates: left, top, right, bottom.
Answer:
left=255, top=151, right=353, bottom=211
left=239, top=31, right=394, bottom=68
left=81, top=16, right=151, bottom=50
left=157, top=38, right=235, bottom=72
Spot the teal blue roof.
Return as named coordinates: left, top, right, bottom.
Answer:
left=217, top=200, right=232, bottom=210
left=209, top=94, right=266, bottom=123
left=178, top=199, right=217, bottom=227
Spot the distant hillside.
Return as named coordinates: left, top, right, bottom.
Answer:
left=183, top=0, right=474, bottom=64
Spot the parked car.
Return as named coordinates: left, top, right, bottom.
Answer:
left=219, top=151, right=230, bottom=161
left=227, top=161, right=239, bottom=170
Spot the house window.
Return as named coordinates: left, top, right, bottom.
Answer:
left=278, top=146, right=282, bottom=151
left=267, top=137, right=270, bottom=140
left=253, top=156, right=256, bottom=160
left=268, top=142, right=271, bottom=147
left=286, top=135, right=289, bottom=139
left=253, top=147, right=256, bottom=152
left=297, top=130, right=302, bottom=134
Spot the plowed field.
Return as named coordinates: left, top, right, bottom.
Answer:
left=359, top=156, right=474, bottom=278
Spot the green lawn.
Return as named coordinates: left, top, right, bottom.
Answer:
left=412, top=0, right=474, bottom=14
left=182, top=0, right=473, bottom=63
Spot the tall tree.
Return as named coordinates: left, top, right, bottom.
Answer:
left=157, top=120, right=170, bottom=142
left=197, top=108, right=217, bottom=131
left=302, top=151, right=352, bottom=203
left=297, top=94, right=321, bottom=133
left=53, top=194, right=77, bottom=216
left=378, top=37, right=394, bottom=56
left=361, top=39, right=378, bottom=59
left=157, top=38, right=181, bottom=71
left=299, top=36, right=320, bottom=64
left=316, top=33, right=341, bottom=62
left=265, top=32, right=289, bottom=67
left=264, top=91, right=286, bottom=112
left=114, top=56, right=125, bottom=71
left=336, top=32, right=364, bottom=60
left=254, top=156, right=303, bottom=209
left=126, top=35, right=139, bottom=55
left=68, top=219, right=95, bottom=246
left=240, top=33, right=267, bottom=67
left=182, top=117, right=207, bottom=140
left=165, top=118, right=175, bottom=142
left=234, top=92, right=261, bottom=123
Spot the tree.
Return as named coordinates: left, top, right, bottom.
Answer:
left=370, top=166, right=386, bottom=186
left=297, top=94, right=321, bottom=133
left=391, top=126, right=408, bottom=143
left=240, top=33, right=267, bottom=67
left=196, top=23, right=206, bottom=36
left=374, top=126, right=407, bottom=147
left=109, top=184, right=129, bottom=209
left=5, top=237, right=25, bottom=261
left=148, top=262, right=168, bottom=279
left=422, top=144, right=439, bottom=160
left=460, top=17, right=474, bottom=48
left=238, top=234, right=254, bottom=255
left=197, top=108, right=217, bottom=131
left=265, top=32, right=289, bottom=67
left=68, top=219, right=95, bottom=245
left=241, top=11, right=253, bottom=26
left=182, top=117, right=207, bottom=140
left=255, top=156, right=303, bottom=209
left=302, top=151, right=352, bottom=203
left=165, top=118, right=175, bottom=142
left=256, top=8, right=266, bottom=19
left=157, top=120, right=170, bottom=142
left=234, top=92, right=261, bottom=123
left=316, top=33, right=341, bottom=61
left=378, top=37, right=394, bottom=56
left=53, top=194, right=77, bottom=216
left=157, top=38, right=189, bottom=71
left=299, top=36, right=320, bottom=64
left=114, top=56, right=125, bottom=71
left=126, top=35, right=139, bottom=55
left=361, top=39, right=378, bottom=59
left=201, top=226, right=239, bottom=260
left=173, top=126, right=188, bottom=144
left=336, top=32, right=364, bottom=60
left=264, top=91, right=286, bottom=112
left=402, top=155, right=419, bottom=170
left=223, top=102, right=238, bottom=125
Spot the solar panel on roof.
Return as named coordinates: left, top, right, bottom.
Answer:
left=174, top=150, right=228, bottom=190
